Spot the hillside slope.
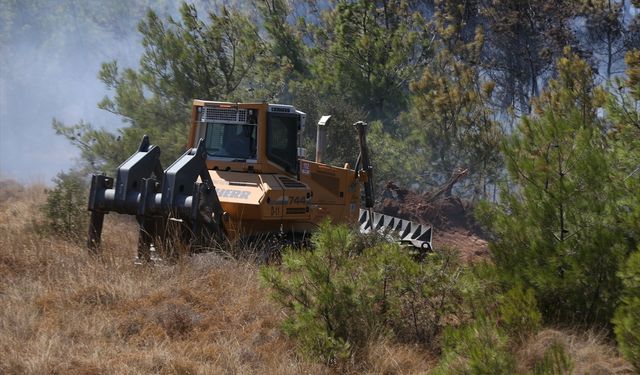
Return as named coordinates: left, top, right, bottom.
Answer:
left=0, top=182, right=433, bottom=374
left=0, top=181, right=631, bottom=374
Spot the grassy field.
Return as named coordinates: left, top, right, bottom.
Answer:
left=0, top=182, right=632, bottom=374
left=0, top=183, right=435, bottom=374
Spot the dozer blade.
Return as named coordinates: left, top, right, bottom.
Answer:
left=353, top=122, right=432, bottom=254
left=358, top=209, right=432, bottom=253
left=87, top=135, right=224, bottom=257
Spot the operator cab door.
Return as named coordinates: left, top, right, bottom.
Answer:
left=266, top=112, right=300, bottom=175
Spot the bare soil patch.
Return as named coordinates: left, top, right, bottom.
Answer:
left=380, top=183, right=489, bottom=262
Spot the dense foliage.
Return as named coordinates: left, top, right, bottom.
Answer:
left=476, top=48, right=639, bottom=367
left=44, top=0, right=639, bottom=191
left=262, top=223, right=582, bottom=373
left=613, top=249, right=640, bottom=370
left=477, top=50, right=627, bottom=326
left=609, top=51, right=640, bottom=371
left=261, top=222, right=476, bottom=362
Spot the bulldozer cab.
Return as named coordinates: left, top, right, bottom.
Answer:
left=188, top=100, right=305, bottom=176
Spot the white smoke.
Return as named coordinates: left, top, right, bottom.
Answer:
left=0, top=0, right=180, bottom=184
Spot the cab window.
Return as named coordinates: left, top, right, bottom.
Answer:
left=266, top=113, right=298, bottom=172
left=204, top=123, right=256, bottom=160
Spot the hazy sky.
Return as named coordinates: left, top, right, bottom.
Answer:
left=0, top=0, right=238, bottom=184
left=0, top=47, right=127, bottom=184
left=0, top=1, right=158, bottom=184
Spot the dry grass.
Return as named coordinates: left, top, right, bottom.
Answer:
left=0, top=180, right=631, bottom=374
left=517, top=329, right=634, bottom=374
left=0, top=181, right=436, bottom=374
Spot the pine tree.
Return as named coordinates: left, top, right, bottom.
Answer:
left=606, top=50, right=640, bottom=247
left=286, top=0, right=431, bottom=166
left=613, top=249, right=640, bottom=371
left=399, top=3, right=503, bottom=196
left=296, top=0, right=429, bottom=122
left=577, top=0, right=625, bottom=79
left=257, top=0, right=306, bottom=76
left=479, top=0, right=578, bottom=113
left=478, top=49, right=627, bottom=325
left=608, top=51, right=640, bottom=369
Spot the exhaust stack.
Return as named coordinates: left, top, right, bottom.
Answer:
left=315, top=115, right=331, bottom=163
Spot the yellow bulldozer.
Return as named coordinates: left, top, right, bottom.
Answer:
left=86, top=100, right=432, bottom=259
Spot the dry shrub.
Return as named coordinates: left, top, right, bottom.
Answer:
left=0, top=183, right=328, bottom=374
left=517, top=329, right=634, bottom=375
left=568, top=331, right=634, bottom=375
left=152, top=302, right=202, bottom=338
left=0, top=180, right=46, bottom=230
left=0, top=179, right=25, bottom=203
left=71, top=284, right=121, bottom=306
left=517, top=329, right=572, bottom=374
left=361, top=338, right=435, bottom=375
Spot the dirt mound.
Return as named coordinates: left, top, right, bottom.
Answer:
left=380, top=183, right=489, bottom=262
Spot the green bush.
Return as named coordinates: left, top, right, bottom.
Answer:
left=433, top=317, right=516, bottom=375
left=44, top=171, right=89, bottom=241
left=260, top=222, right=474, bottom=362
left=388, top=246, right=481, bottom=342
left=433, top=315, right=571, bottom=375
left=431, top=277, right=566, bottom=374
left=531, top=341, right=573, bottom=375
left=498, top=284, right=542, bottom=341
left=261, top=223, right=369, bottom=362
left=613, top=249, right=640, bottom=371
